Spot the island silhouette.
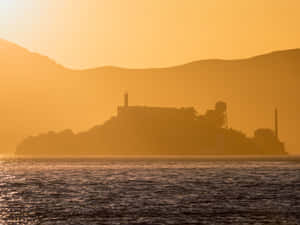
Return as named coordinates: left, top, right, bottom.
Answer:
left=16, top=93, right=286, bottom=156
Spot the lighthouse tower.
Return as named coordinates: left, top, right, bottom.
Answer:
left=124, top=92, right=128, bottom=108
left=117, top=92, right=129, bottom=116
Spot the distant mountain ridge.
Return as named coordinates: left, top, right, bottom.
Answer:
left=0, top=38, right=300, bottom=154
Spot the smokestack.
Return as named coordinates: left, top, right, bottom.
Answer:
left=275, top=108, right=278, bottom=139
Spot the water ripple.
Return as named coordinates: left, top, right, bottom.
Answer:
left=0, top=157, right=299, bottom=224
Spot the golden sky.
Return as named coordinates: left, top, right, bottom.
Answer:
left=0, top=0, right=300, bottom=69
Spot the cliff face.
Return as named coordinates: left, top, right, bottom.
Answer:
left=0, top=38, right=299, bottom=154
left=16, top=103, right=286, bottom=156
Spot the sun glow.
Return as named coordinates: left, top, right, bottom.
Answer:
left=0, top=0, right=24, bottom=21
left=0, top=0, right=43, bottom=24
left=0, top=0, right=22, bottom=11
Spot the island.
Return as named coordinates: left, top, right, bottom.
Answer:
left=16, top=94, right=286, bottom=156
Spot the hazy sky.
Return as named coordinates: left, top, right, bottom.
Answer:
left=0, top=0, right=300, bottom=69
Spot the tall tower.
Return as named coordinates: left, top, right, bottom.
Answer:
left=124, top=92, right=128, bottom=108
left=275, top=108, right=278, bottom=139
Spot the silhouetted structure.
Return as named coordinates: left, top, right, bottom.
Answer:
left=16, top=95, right=287, bottom=156
left=118, top=93, right=196, bottom=120
left=124, top=92, right=129, bottom=108
left=275, top=108, right=278, bottom=139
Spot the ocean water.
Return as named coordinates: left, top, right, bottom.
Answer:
left=0, top=157, right=299, bottom=225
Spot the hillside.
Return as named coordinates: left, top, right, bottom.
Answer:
left=0, top=38, right=300, bottom=154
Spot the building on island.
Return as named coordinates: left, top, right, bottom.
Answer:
left=117, top=93, right=197, bottom=121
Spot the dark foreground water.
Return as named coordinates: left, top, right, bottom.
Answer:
left=0, top=157, right=299, bottom=225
